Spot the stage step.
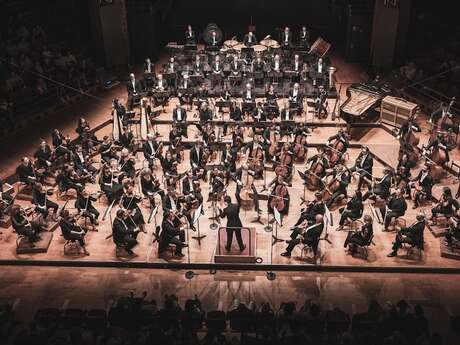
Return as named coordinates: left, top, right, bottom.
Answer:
left=440, top=240, right=460, bottom=261
left=16, top=232, right=53, bottom=255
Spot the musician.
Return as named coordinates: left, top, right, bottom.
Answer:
left=119, top=148, right=136, bottom=179
left=221, top=143, right=237, bottom=183
left=32, top=182, right=59, bottom=221
left=242, top=83, right=255, bottom=114
left=0, top=177, right=13, bottom=216
left=410, top=165, right=434, bottom=209
left=324, top=164, right=351, bottom=208
left=281, top=214, right=324, bottom=258
left=120, top=185, right=146, bottom=233
left=112, top=208, right=140, bottom=255
left=74, top=145, right=97, bottom=177
left=430, top=187, right=459, bottom=225
left=219, top=185, right=246, bottom=252
left=252, top=102, right=267, bottom=122
left=299, top=26, right=310, bottom=48
left=198, top=101, right=212, bottom=127
left=34, top=140, right=53, bottom=171
left=190, top=141, right=207, bottom=181
left=305, top=147, right=329, bottom=170
left=11, top=205, right=42, bottom=244
left=52, top=129, right=71, bottom=157
left=426, top=132, right=450, bottom=164
left=244, top=137, right=264, bottom=178
left=395, top=153, right=414, bottom=197
left=243, top=31, right=257, bottom=47
left=398, top=115, right=420, bottom=140
left=430, top=102, right=453, bottom=130
left=445, top=216, right=460, bottom=247
left=362, top=167, right=392, bottom=202
left=193, top=55, right=203, bottom=75
left=387, top=213, right=425, bottom=257
left=56, top=165, right=84, bottom=194
left=140, top=168, right=164, bottom=205
left=162, top=187, right=181, bottom=215
left=281, top=27, right=292, bottom=47
left=185, top=24, right=196, bottom=45
left=143, top=133, right=161, bottom=168
left=99, top=163, right=124, bottom=203
left=267, top=174, right=290, bottom=217
left=229, top=101, right=243, bottom=122
left=288, top=83, right=302, bottom=113
left=338, top=190, right=364, bottom=229
left=230, top=55, right=241, bottom=77
left=313, top=84, right=328, bottom=118
left=16, top=157, right=39, bottom=185
left=328, top=129, right=349, bottom=152
left=166, top=56, right=178, bottom=75
left=159, top=210, right=185, bottom=257
left=344, top=215, right=373, bottom=255
left=120, top=126, right=135, bottom=150
left=209, top=30, right=220, bottom=47
left=172, top=102, right=188, bottom=137
left=208, top=167, right=226, bottom=201
left=350, top=147, right=373, bottom=190
left=264, top=84, right=279, bottom=119
left=292, top=54, right=302, bottom=73
left=127, top=73, right=141, bottom=110
left=211, top=55, right=223, bottom=87
left=144, top=57, right=155, bottom=74
left=75, top=189, right=100, bottom=226
left=161, top=151, right=179, bottom=185
left=178, top=74, right=193, bottom=109
left=272, top=54, right=282, bottom=73
left=59, top=209, right=90, bottom=255
left=380, top=189, right=407, bottom=231
left=253, top=55, right=265, bottom=87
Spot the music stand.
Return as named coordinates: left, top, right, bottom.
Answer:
left=298, top=170, right=308, bottom=205
left=192, top=203, right=206, bottom=245
left=272, top=207, right=283, bottom=244
left=209, top=197, right=220, bottom=230
left=148, top=205, right=160, bottom=243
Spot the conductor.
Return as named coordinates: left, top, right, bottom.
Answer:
left=219, top=185, right=246, bottom=252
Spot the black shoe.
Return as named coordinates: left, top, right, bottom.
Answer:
left=387, top=251, right=397, bottom=257
left=239, top=245, right=246, bottom=252
left=225, top=246, right=231, bottom=252
left=176, top=252, right=185, bottom=258
left=280, top=252, right=291, bottom=258
left=126, top=249, right=135, bottom=255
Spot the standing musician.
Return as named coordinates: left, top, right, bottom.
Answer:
left=208, top=30, right=221, bottom=48
left=281, top=27, right=292, bottom=47
left=380, top=189, right=407, bottom=231
left=143, top=133, right=161, bottom=168
left=75, top=189, right=100, bottom=226
left=218, top=184, right=246, bottom=252
left=10, top=205, right=42, bottom=244
left=338, top=190, right=364, bottom=229
left=397, top=114, right=420, bottom=148
left=144, top=57, right=155, bottom=74
left=193, top=55, right=204, bottom=76
left=185, top=24, right=196, bottom=45
left=430, top=99, right=455, bottom=131
left=350, top=147, right=373, bottom=190
left=323, top=164, right=351, bottom=208
left=112, top=208, right=141, bottom=256
left=59, top=209, right=90, bottom=256
left=120, top=185, right=146, bottom=233
left=299, top=26, right=310, bottom=48
left=387, top=213, right=425, bottom=257
left=32, top=182, right=59, bottom=222
left=409, top=165, right=434, bottom=209
left=430, top=187, right=459, bottom=225
left=159, top=210, right=186, bottom=258
left=243, top=31, right=257, bottom=47
left=230, top=55, right=242, bottom=78
left=362, top=167, right=392, bottom=202
left=281, top=214, right=324, bottom=258
left=190, top=141, right=207, bottom=181
left=344, top=215, right=373, bottom=255
left=127, top=73, right=141, bottom=110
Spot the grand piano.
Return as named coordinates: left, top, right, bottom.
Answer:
left=340, top=82, right=392, bottom=139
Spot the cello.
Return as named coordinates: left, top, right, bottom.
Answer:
left=304, top=155, right=327, bottom=191
left=270, top=182, right=289, bottom=215
left=293, top=125, right=308, bottom=161
left=274, top=143, right=293, bottom=178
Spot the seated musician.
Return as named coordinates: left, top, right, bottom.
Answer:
left=409, top=164, right=433, bottom=209
left=154, top=73, right=169, bottom=109
left=327, top=129, right=349, bottom=152
left=209, top=30, right=220, bottom=48
left=395, top=153, right=414, bottom=197
left=281, top=214, right=324, bottom=258
left=397, top=114, right=420, bottom=140
left=119, top=148, right=136, bottom=180
left=140, top=168, right=164, bottom=205
left=173, top=102, right=187, bottom=137
left=0, top=176, right=13, bottom=216
left=99, top=137, right=117, bottom=164
left=143, top=133, right=161, bottom=168
left=252, top=102, right=267, bottom=122
left=143, top=58, right=155, bottom=88
left=208, top=167, right=226, bottom=201
left=190, top=141, right=207, bottom=181
left=120, top=185, right=146, bottom=233
left=185, top=24, right=196, bottom=45
left=338, top=190, right=363, bottom=229
left=380, top=189, right=407, bottom=231
left=292, top=54, right=302, bottom=73
left=314, top=57, right=326, bottom=79
left=273, top=142, right=294, bottom=177
left=244, top=137, right=265, bottom=179
left=74, top=145, right=97, bottom=178
left=230, top=55, right=241, bottom=77
left=430, top=101, right=453, bottom=129
left=267, top=174, right=291, bottom=218
left=243, top=31, right=257, bottom=47
left=350, top=147, right=373, bottom=190
left=299, top=26, right=310, bottom=48
left=144, top=57, right=155, bottom=74
left=178, top=74, right=193, bottom=110
left=362, top=167, right=392, bottom=202
left=126, top=73, right=141, bottom=110
left=120, top=126, right=135, bottom=150
left=75, top=189, right=100, bottom=226
left=52, top=129, right=71, bottom=157
left=159, top=210, right=186, bottom=258
left=295, top=192, right=325, bottom=227
left=32, top=182, right=59, bottom=222
left=211, top=55, right=223, bottom=87
left=387, top=213, right=425, bottom=257
left=430, top=187, right=459, bottom=225
left=59, top=209, right=90, bottom=255
left=113, top=98, right=129, bottom=127
left=166, top=56, right=178, bottom=74
left=305, top=147, right=329, bottom=171
left=16, top=157, right=40, bottom=186
left=313, top=84, right=328, bottom=118
left=10, top=205, right=42, bottom=244
left=34, top=140, right=53, bottom=173
left=324, top=164, right=351, bottom=208
left=445, top=215, right=460, bottom=247
left=425, top=132, right=450, bottom=164
left=193, top=55, right=203, bottom=75
left=288, top=83, right=302, bottom=115
left=221, top=143, right=237, bottom=184
left=344, top=214, right=373, bottom=255
left=272, top=54, right=282, bottom=73
left=242, top=83, right=256, bottom=114
left=99, top=163, right=124, bottom=203
left=56, top=165, right=84, bottom=194
left=112, top=208, right=141, bottom=255
left=161, top=150, right=179, bottom=186
left=281, top=27, right=292, bottom=47
left=229, top=101, right=243, bottom=122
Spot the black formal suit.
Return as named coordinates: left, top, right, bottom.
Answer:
left=127, top=79, right=141, bottom=95
left=413, top=170, right=434, bottom=207
left=392, top=220, right=425, bottom=253
left=75, top=193, right=99, bottom=224
left=185, top=30, right=196, bottom=45
left=12, top=213, right=41, bottom=242
left=339, top=195, right=363, bottom=226
left=345, top=222, right=373, bottom=252
left=220, top=185, right=245, bottom=251
left=162, top=194, right=180, bottom=214
left=190, top=146, right=205, bottom=169
left=295, top=201, right=325, bottom=226
left=281, top=32, right=292, bottom=46
left=16, top=163, right=36, bottom=184
left=60, top=219, right=86, bottom=246
left=173, top=107, right=187, bottom=122
left=112, top=217, right=138, bottom=250
left=34, top=146, right=52, bottom=169
left=32, top=190, right=58, bottom=218
left=243, top=34, right=257, bottom=47
left=182, top=178, right=196, bottom=196
left=143, top=140, right=159, bottom=162
left=144, top=62, right=155, bottom=74
left=159, top=218, right=184, bottom=255
left=380, top=195, right=407, bottom=229
left=351, top=152, right=373, bottom=189
left=363, top=174, right=392, bottom=201
left=286, top=221, right=324, bottom=255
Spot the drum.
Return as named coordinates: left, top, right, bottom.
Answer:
left=234, top=43, right=245, bottom=52
left=224, top=39, right=239, bottom=48
left=260, top=39, right=279, bottom=48
left=253, top=45, right=267, bottom=54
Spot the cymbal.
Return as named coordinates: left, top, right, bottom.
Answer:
left=224, top=39, right=239, bottom=48
left=260, top=39, right=279, bottom=48
left=234, top=43, right=245, bottom=51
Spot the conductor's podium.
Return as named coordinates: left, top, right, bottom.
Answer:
left=214, top=227, right=257, bottom=264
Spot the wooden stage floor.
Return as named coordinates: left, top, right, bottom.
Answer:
left=1, top=54, right=460, bottom=273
